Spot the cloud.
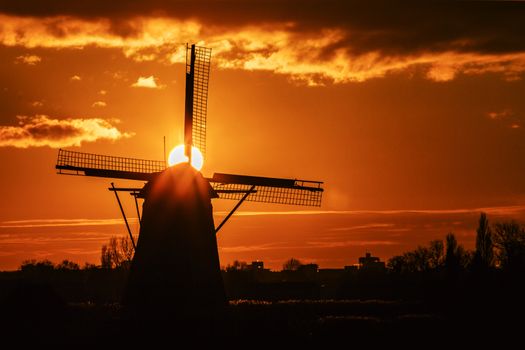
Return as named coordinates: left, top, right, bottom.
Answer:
left=220, top=243, right=283, bottom=253
left=99, top=89, right=107, bottom=95
left=215, top=205, right=525, bottom=217
left=328, top=223, right=396, bottom=232
left=0, top=2, right=524, bottom=83
left=486, top=109, right=522, bottom=129
left=131, top=75, right=164, bottom=89
left=0, top=218, right=138, bottom=228
left=305, top=240, right=398, bottom=249
left=0, top=115, right=134, bottom=148
left=70, top=75, right=81, bottom=81
left=15, top=54, right=41, bottom=65
left=487, top=109, right=513, bottom=120
left=31, top=100, right=43, bottom=107
left=91, top=101, right=107, bottom=107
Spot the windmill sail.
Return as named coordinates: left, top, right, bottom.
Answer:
left=210, top=173, right=324, bottom=207
left=55, top=149, right=164, bottom=181
left=185, top=44, right=212, bottom=162
left=56, top=149, right=324, bottom=207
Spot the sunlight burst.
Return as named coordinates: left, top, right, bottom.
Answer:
left=168, top=144, right=204, bottom=170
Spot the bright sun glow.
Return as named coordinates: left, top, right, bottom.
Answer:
left=168, top=144, right=204, bottom=170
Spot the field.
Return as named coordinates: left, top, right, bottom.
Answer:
left=2, top=296, right=516, bottom=345
left=1, top=266, right=524, bottom=345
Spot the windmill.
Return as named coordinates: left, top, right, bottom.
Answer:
left=55, top=44, right=324, bottom=320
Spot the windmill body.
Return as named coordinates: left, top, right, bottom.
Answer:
left=55, top=44, right=324, bottom=319
left=124, top=164, right=225, bottom=320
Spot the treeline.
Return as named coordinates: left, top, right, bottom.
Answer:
left=1, top=212, right=524, bottom=303
left=16, top=236, right=134, bottom=273
left=387, top=213, right=525, bottom=275
left=16, top=212, right=525, bottom=275
left=219, top=213, right=525, bottom=301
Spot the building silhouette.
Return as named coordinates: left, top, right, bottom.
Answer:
left=358, top=252, right=386, bottom=272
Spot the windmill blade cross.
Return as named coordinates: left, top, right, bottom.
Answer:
left=55, top=149, right=324, bottom=207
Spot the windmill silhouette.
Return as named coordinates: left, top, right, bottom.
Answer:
left=55, top=44, right=324, bottom=321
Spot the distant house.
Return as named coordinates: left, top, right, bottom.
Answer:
left=358, top=252, right=386, bottom=272
left=318, top=268, right=345, bottom=280
left=281, top=263, right=319, bottom=282
left=344, top=265, right=359, bottom=273
left=298, top=263, right=319, bottom=279
left=246, top=261, right=277, bottom=283
left=248, top=261, right=265, bottom=271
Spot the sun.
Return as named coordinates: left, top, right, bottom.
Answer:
left=168, top=144, right=204, bottom=170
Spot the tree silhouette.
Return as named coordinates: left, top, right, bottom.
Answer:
left=428, top=240, right=444, bottom=270
left=387, top=240, right=444, bottom=273
left=493, top=221, right=525, bottom=273
left=387, top=255, right=407, bottom=273
left=445, top=233, right=469, bottom=276
left=225, top=260, right=248, bottom=271
left=445, top=233, right=459, bottom=271
left=473, top=212, right=494, bottom=271
left=56, top=260, right=80, bottom=271
left=283, top=258, right=302, bottom=271
left=20, top=259, right=55, bottom=273
left=101, top=236, right=134, bottom=269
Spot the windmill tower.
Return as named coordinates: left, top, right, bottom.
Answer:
left=55, top=44, right=324, bottom=320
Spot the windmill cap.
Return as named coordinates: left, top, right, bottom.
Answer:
left=139, top=163, right=218, bottom=199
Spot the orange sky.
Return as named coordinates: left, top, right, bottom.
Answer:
left=1, top=1, right=525, bottom=270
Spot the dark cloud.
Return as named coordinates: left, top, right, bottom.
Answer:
left=24, top=122, right=80, bottom=140
left=1, top=1, right=524, bottom=83
left=0, top=0, right=524, bottom=56
left=0, top=115, right=133, bottom=148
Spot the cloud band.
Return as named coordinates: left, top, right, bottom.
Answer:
left=0, top=2, right=524, bottom=83
left=0, top=115, right=134, bottom=148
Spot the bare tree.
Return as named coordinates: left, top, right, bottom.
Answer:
left=493, top=221, right=525, bottom=272
left=387, top=240, right=445, bottom=273
left=428, top=240, right=444, bottom=270
left=225, top=260, right=248, bottom=271
left=56, top=260, right=80, bottom=271
left=100, top=236, right=135, bottom=269
left=283, top=258, right=302, bottom=271
left=119, top=236, right=134, bottom=262
left=101, top=243, right=113, bottom=269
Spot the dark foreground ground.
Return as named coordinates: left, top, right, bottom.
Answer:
left=1, top=268, right=524, bottom=345
left=1, top=297, right=522, bottom=345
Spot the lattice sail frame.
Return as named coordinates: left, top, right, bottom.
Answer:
left=211, top=182, right=322, bottom=207
left=56, top=149, right=165, bottom=180
left=186, top=44, right=211, bottom=159
left=55, top=149, right=323, bottom=207
left=210, top=173, right=323, bottom=207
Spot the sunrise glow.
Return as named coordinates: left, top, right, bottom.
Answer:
left=168, top=144, right=204, bottom=170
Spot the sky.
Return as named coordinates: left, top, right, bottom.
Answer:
left=1, top=0, right=525, bottom=270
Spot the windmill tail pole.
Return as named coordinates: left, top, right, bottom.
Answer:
left=111, top=182, right=136, bottom=250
